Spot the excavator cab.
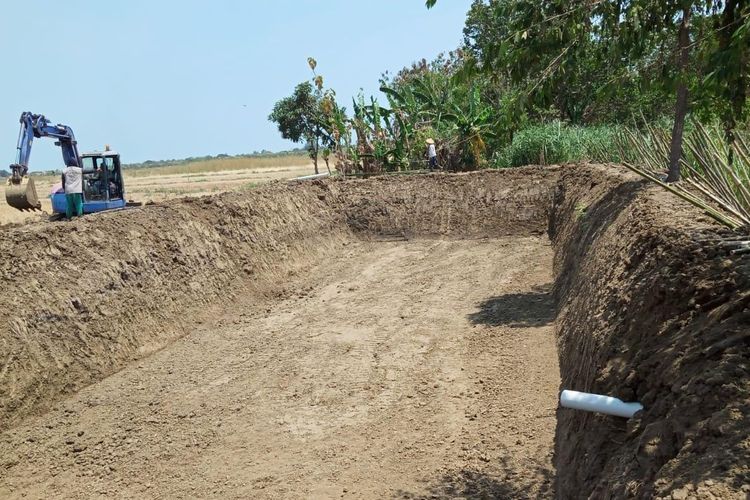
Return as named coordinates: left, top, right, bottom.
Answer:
left=81, top=153, right=123, bottom=201
left=50, top=150, right=127, bottom=214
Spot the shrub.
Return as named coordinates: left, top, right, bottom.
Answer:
left=494, top=122, right=623, bottom=168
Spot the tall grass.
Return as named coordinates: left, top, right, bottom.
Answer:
left=494, top=122, right=623, bottom=168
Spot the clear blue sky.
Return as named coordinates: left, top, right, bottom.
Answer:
left=0, top=0, right=472, bottom=170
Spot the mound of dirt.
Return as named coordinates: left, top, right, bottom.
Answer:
left=551, top=164, right=750, bottom=499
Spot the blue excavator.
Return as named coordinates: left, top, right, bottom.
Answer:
left=6, top=112, right=129, bottom=214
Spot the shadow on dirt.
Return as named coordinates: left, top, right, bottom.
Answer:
left=395, top=465, right=554, bottom=499
left=468, top=285, right=555, bottom=327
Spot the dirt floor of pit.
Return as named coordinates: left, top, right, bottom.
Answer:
left=0, top=237, right=559, bottom=499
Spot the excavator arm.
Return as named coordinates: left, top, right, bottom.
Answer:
left=6, top=112, right=81, bottom=211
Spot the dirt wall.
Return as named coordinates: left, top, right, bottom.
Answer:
left=329, top=168, right=558, bottom=239
left=0, top=183, right=356, bottom=431
left=550, top=164, right=750, bottom=499
left=0, top=168, right=557, bottom=431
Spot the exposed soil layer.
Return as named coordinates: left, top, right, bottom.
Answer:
left=0, top=238, right=558, bottom=498
left=0, top=168, right=557, bottom=433
left=0, top=183, right=350, bottom=432
left=0, top=165, right=747, bottom=499
left=334, top=170, right=555, bottom=238
left=550, top=165, right=750, bottom=499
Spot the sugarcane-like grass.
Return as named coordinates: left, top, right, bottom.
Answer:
left=618, top=123, right=750, bottom=230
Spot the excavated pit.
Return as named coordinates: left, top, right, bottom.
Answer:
left=0, top=165, right=747, bottom=498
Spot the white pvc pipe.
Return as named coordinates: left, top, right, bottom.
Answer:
left=290, top=172, right=330, bottom=182
left=560, top=390, right=643, bottom=418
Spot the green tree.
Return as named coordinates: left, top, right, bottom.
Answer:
left=268, top=81, right=327, bottom=174
left=379, top=52, right=504, bottom=170
left=697, top=0, right=750, bottom=165
left=462, top=0, right=674, bottom=125
left=428, top=0, right=750, bottom=181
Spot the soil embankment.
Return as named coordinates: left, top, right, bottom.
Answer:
left=550, top=165, right=749, bottom=499
left=0, top=164, right=747, bottom=498
left=0, top=184, right=349, bottom=432
left=0, top=168, right=557, bottom=431
left=333, top=170, right=553, bottom=238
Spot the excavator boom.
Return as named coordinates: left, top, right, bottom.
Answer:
left=6, top=112, right=80, bottom=211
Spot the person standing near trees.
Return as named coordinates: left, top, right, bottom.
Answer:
left=61, top=158, right=83, bottom=219
left=426, top=138, right=438, bottom=171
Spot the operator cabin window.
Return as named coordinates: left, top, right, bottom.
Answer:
left=82, top=157, right=122, bottom=201
left=82, top=157, right=106, bottom=201
left=103, top=157, right=123, bottom=200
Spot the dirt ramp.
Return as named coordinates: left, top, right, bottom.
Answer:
left=551, top=164, right=750, bottom=499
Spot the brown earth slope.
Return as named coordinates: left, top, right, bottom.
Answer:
left=0, top=168, right=558, bottom=431
left=0, top=185, right=350, bottom=432
left=0, top=237, right=558, bottom=499
left=0, top=165, right=747, bottom=499
left=551, top=165, right=750, bottom=499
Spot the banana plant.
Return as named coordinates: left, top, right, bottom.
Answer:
left=353, top=94, right=411, bottom=172
left=441, top=85, right=498, bottom=168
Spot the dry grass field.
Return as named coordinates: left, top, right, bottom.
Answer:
left=0, top=154, right=316, bottom=225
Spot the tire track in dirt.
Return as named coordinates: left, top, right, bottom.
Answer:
left=0, top=237, right=558, bottom=499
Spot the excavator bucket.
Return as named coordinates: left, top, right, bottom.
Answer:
left=5, top=177, right=41, bottom=211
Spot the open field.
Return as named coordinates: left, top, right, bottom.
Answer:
left=125, top=154, right=312, bottom=177
left=0, top=166, right=747, bottom=498
left=0, top=154, right=316, bottom=225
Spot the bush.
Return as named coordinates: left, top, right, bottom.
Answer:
left=494, top=122, right=623, bottom=168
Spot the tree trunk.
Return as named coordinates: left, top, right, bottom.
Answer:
left=719, top=0, right=743, bottom=166
left=311, top=139, right=320, bottom=175
left=726, top=127, right=736, bottom=167
left=667, top=7, right=691, bottom=183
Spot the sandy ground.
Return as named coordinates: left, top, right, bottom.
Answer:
left=0, top=237, right=559, bottom=499
left=0, top=164, right=315, bottom=225
left=125, top=165, right=316, bottom=199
